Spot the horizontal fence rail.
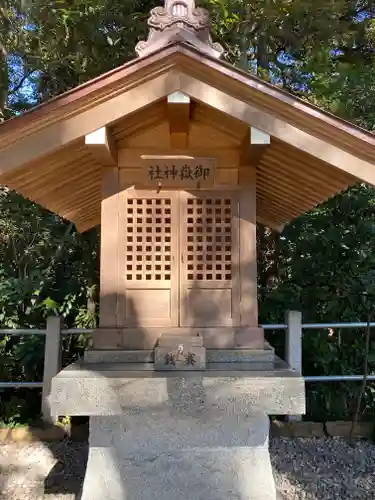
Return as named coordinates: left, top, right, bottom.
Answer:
left=0, top=329, right=46, bottom=335
left=0, top=382, right=43, bottom=388
left=305, top=375, right=375, bottom=382
left=1, top=313, right=375, bottom=421
left=301, top=322, right=375, bottom=329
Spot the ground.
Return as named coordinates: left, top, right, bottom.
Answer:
left=0, top=437, right=374, bottom=499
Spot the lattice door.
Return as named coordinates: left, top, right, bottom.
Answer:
left=119, top=190, right=179, bottom=327
left=180, top=191, right=240, bottom=327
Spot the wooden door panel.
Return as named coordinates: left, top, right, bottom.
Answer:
left=119, top=190, right=179, bottom=327
left=185, top=288, right=233, bottom=325
left=180, top=191, right=240, bottom=327
left=125, top=289, right=172, bottom=322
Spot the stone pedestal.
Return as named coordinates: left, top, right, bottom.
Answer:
left=82, top=412, right=275, bottom=500
left=50, top=353, right=305, bottom=500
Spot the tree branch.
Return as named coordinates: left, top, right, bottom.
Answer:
left=9, top=69, right=37, bottom=95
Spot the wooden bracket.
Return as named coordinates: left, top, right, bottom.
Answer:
left=85, top=126, right=117, bottom=166
left=240, top=127, right=271, bottom=167
left=167, top=91, right=191, bottom=149
left=251, top=127, right=271, bottom=146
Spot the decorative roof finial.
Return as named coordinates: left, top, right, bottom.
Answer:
left=135, top=0, right=224, bottom=59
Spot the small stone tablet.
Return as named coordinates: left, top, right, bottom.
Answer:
left=154, top=334, right=206, bottom=371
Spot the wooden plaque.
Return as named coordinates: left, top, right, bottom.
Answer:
left=140, top=156, right=216, bottom=188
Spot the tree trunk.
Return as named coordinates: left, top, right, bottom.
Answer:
left=0, top=7, right=10, bottom=121
left=257, top=29, right=269, bottom=77
left=0, top=40, right=8, bottom=122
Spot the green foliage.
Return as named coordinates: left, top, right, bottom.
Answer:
left=259, top=184, right=375, bottom=420
left=0, top=396, right=26, bottom=427
left=0, top=188, right=98, bottom=425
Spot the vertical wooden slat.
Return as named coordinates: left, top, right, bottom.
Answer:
left=179, top=191, right=188, bottom=326
left=98, top=167, right=120, bottom=329
left=171, top=192, right=180, bottom=327
left=231, top=194, right=241, bottom=326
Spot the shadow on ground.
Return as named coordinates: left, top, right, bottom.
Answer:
left=44, top=440, right=88, bottom=498
left=1, top=435, right=374, bottom=500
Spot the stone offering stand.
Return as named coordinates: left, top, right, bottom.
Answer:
left=51, top=344, right=304, bottom=500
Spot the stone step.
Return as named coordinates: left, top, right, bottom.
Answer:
left=84, top=342, right=275, bottom=365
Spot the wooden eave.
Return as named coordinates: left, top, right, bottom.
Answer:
left=0, top=42, right=374, bottom=232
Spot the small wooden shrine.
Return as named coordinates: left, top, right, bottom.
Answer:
left=1, top=0, right=375, bottom=354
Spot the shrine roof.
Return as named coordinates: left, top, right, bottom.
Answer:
left=0, top=3, right=375, bottom=231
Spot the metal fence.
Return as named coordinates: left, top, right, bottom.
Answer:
left=0, top=311, right=374, bottom=422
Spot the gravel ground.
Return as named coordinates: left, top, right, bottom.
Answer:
left=0, top=437, right=374, bottom=499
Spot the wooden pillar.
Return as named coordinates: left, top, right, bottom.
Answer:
left=235, top=167, right=263, bottom=348
left=93, top=167, right=122, bottom=348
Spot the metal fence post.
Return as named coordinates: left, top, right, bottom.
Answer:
left=41, top=316, right=62, bottom=424
left=285, top=310, right=303, bottom=421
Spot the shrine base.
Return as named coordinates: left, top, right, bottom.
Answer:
left=49, top=357, right=305, bottom=500
left=80, top=412, right=277, bottom=500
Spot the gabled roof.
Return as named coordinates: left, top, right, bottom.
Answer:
left=1, top=41, right=374, bottom=231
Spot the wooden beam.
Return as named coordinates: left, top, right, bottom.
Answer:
left=118, top=148, right=240, bottom=167
left=240, top=127, right=270, bottom=166
left=167, top=91, right=191, bottom=148
left=85, top=126, right=117, bottom=166
left=178, top=73, right=375, bottom=186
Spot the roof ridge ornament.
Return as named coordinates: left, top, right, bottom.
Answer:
left=135, top=0, right=224, bottom=59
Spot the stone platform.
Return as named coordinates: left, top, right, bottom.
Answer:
left=50, top=354, right=305, bottom=500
